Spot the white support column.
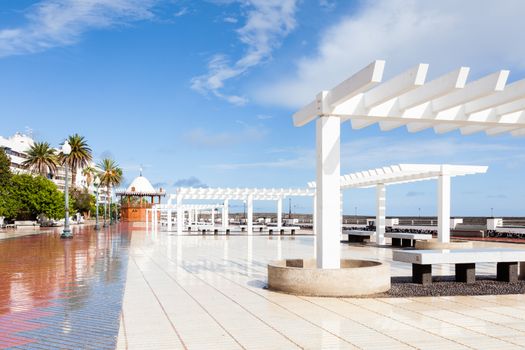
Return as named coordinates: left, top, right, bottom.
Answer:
left=167, top=208, right=172, bottom=231
left=194, top=209, right=198, bottom=224
left=316, top=115, right=341, bottom=269
left=222, top=199, right=229, bottom=229
left=176, top=194, right=183, bottom=235
left=376, top=184, right=386, bottom=245
left=152, top=207, right=157, bottom=231
left=438, top=165, right=451, bottom=243
left=277, top=198, right=282, bottom=229
left=211, top=208, right=215, bottom=225
left=340, top=191, right=344, bottom=234
left=313, top=193, right=317, bottom=258
left=247, top=194, right=253, bottom=235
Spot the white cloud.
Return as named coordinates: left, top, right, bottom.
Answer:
left=174, top=7, right=189, bottom=17
left=255, top=0, right=525, bottom=108
left=340, top=136, right=520, bottom=171
left=173, top=176, right=208, bottom=188
left=319, top=0, right=336, bottom=11
left=208, top=136, right=521, bottom=171
left=223, top=16, right=238, bottom=23
left=191, top=0, right=297, bottom=105
left=0, top=0, right=158, bottom=57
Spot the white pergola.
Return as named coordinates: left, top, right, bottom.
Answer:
left=294, top=60, right=525, bottom=269
left=309, top=164, right=488, bottom=245
left=147, top=203, right=224, bottom=230
left=168, top=187, right=315, bottom=235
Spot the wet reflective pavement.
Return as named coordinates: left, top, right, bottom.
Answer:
left=0, top=225, right=131, bottom=349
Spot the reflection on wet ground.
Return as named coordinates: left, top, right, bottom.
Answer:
left=0, top=225, right=131, bottom=349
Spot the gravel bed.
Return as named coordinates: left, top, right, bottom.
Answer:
left=374, top=276, right=525, bottom=298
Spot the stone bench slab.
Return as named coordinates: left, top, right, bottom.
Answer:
left=385, top=233, right=432, bottom=240
left=393, top=248, right=525, bottom=265
left=393, top=248, right=525, bottom=285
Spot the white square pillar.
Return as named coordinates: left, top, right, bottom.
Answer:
left=211, top=208, right=215, bottom=225
left=376, top=184, right=386, bottom=245
left=277, top=198, right=282, bottom=228
left=438, top=166, right=451, bottom=243
left=176, top=195, right=183, bottom=235
left=247, top=194, right=253, bottom=235
left=316, top=115, right=341, bottom=269
left=313, top=193, right=317, bottom=258
left=167, top=208, right=172, bottom=231
left=340, top=191, right=343, bottom=234
left=222, top=199, right=229, bottom=229
left=152, top=207, right=157, bottom=230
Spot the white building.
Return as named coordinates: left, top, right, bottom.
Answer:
left=0, top=132, right=96, bottom=194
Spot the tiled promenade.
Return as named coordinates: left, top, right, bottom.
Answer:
left=2, top=226, right=525, bottom=349
left=0, top=226, right=130, bottom=349
left=118, top=230, right=525, bottom=350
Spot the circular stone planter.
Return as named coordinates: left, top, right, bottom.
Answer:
left=267, top=259, right=390, bottom=297
left=415, top=239, right=473, bottom=250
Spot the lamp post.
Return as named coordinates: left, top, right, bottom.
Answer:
left=103, top=186, right=108, bottom=228
left=113, top=200, right=118, bottom=224
left=94, top=177, right=101, bottom=230
left=60, top=141, right=72, bottom=239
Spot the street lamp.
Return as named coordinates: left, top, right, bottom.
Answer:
left=103, top=188, right=108, bottom=228
left=94, top=176, right=101, bottom=230
left=60, top=140, right=72, bottom=239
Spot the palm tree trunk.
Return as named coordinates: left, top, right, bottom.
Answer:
left=72, top=168, right=77, bottom=187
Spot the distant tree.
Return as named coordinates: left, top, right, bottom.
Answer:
left=0, top=147, right=12, bottom=186
left=0, top=193, right=18, bottom=219
left=59, top=134, right=93, bottom=186
left=82, top=166, right=99, bottom=188
left=71, top=187, right=96, bottom=218
left=98, top=158, right=122, bottom=221
left=0, top=148, right=14, bottom=218
left=8, top=174, right=70, bottom=220
left=23, top=141, right=59, bottom=177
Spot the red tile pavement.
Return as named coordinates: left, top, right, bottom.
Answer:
left=0, top=224, right=131, bottom=350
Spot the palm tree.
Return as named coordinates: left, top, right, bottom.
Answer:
left=23, top=141, right=59, bottom=177
left=59, top=134, right=93, bottom=186
left=82, top=166, right=99, bottom=188
left=98, top=158, right=122, bottom=224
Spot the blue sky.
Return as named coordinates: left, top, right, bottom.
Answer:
left=1, top=0, right=525, bottom=216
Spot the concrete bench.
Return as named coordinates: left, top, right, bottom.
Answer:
left=393, top=248, right=525, bottom=285
left=268, top=226, right=299, bottom=235
left=385, top=232, right=433, bottom=247
left=14, top=220, right=37, bottom=227
left=240, top=225, right=267, bottom=232
left=343, top=230, right=373, bottom=243
left=187, top=225, right=215, bottom=233
left=213, top=226, right=245, bottom=235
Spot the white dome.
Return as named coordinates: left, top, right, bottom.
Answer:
left=126, top=176, right=156, bottom=194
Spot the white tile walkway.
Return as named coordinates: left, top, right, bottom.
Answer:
left=117, top=231, right=525, bottom=349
